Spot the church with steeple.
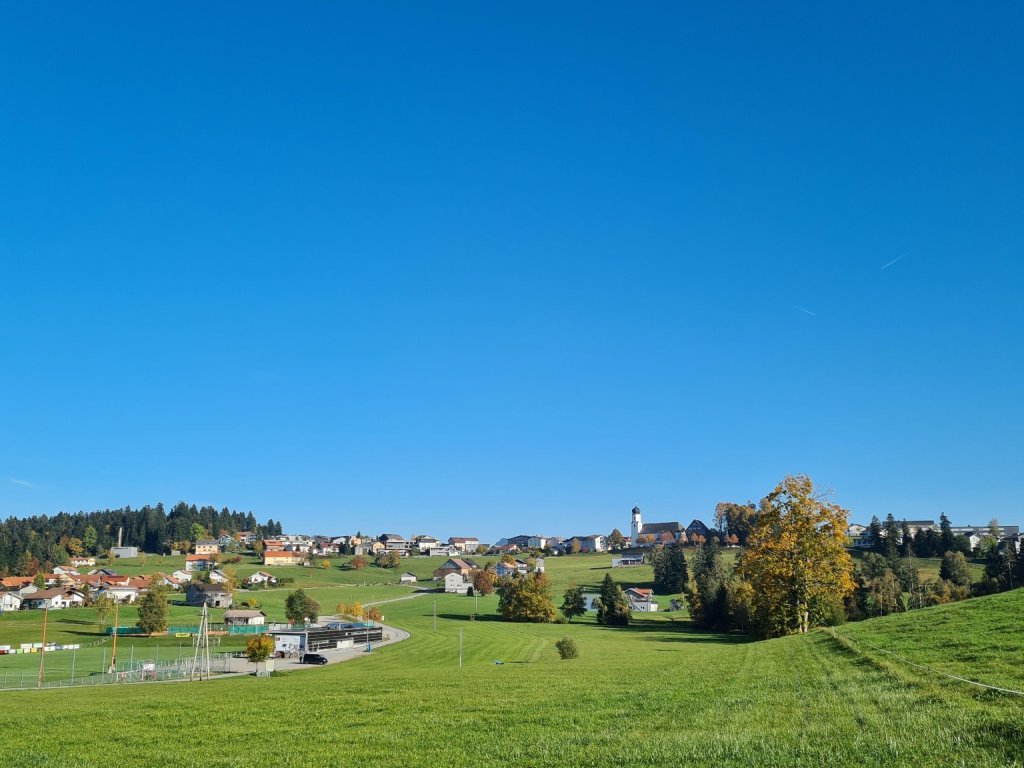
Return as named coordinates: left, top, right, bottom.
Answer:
left=630, top=506, right=683, bottom=546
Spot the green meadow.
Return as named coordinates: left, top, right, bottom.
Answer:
left=1, top=553, right=1022, bottom=767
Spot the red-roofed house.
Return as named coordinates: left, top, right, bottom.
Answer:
left=624, top=587, right=658, bottom=612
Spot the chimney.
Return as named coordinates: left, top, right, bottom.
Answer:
left=117, top=527, right=123, bottom=548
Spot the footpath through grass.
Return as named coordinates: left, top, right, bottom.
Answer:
left=1, top=586, right=1023, bottom=767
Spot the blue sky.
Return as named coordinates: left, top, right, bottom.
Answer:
left=1, top=3, right=1021, bottom=541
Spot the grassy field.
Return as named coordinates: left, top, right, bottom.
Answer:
left=1, top=552, right=1023, bottom=767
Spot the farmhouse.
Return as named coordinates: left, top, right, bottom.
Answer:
left=223, top=609, right=266, bottom=626
left=21, top=588, right=86, bottom=610
left=245, top=571, right=277, bottom=587
left=685, top=519, right=711, bottom=540
left=150, top=573, right=183, bottom=590
left=444, top=572, right=471, bottom=594
left=263, top=550, right=304, bottom=566
left=96, top=585, right=140, bottom=604
left=208, top=569, right=230, bottom=584
left=625, top=587, right=659, bottom=613
left=0, top=591, right=22, bottom=611
left=432, top=558, right=478, bottom=581
left=185, top=582, right=233, bottom=608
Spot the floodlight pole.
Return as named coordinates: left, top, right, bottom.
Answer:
left=37, top=607, right=48, bottom=688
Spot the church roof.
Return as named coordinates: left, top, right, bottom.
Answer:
left=639, top=521, right=683, bottom=534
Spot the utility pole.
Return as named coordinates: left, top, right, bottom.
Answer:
left=37, top=607, right=48, bottom=688
left=110, top=601, right=120, bottom=674
left=71, top=647, right=77, bottom=684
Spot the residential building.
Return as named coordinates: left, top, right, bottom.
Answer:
left=185, top=554, right=213, bottom=572
left=194, top=540, right=221, bottom=555
left=208, top=569, right=230, bottom=584
left=21, top=588, right=86, bottom=610
left=429, top=545, right=459, bottom=557
left=379, top=533, right=409, bottom=555
left=0, top=592, right=22, bottom=611
left=444, top=572, right=471, bottom=594
left=447, top=537, right=479, bottom=553
left=96, top=585, right=140, bottom=604
left=414, top=536, right=441, bottom=553
left=263, top=550, right=304, bottom=566
left=171, top=569, right=193, bottom=583
left=185, top=582, right=233, bottom=608
left=495, top=559, right=529, bottom=579
left=625, top=587, right=658, bottom=613
left=432, top=558, right=478, bottom=581
left=245, top=571, right=277, bottom=587
left=565, top=535, right=606, bottom=553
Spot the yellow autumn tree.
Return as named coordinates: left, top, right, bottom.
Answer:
left=739, top=474, right=854, bottom=637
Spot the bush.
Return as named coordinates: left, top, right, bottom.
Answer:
left=555, top=636, right=579, bottom=660
left=554, top=615, right=568, bottom=624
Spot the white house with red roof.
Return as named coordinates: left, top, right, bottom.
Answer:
left=624, top=587, right=658, bottom=612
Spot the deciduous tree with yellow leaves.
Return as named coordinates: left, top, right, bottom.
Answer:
left=739, top=474, right=854, bottom=637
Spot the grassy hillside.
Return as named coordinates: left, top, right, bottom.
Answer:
left=1, top=579, right=1022, bottom=766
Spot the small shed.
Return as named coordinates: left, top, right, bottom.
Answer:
left=399, top=572, right=418, bottom=585
left=223, top=609, right=267, bottom=626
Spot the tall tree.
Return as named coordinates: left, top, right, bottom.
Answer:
left=560, top=584, right=587, bottom=622
left=882, top=514, right=900, bottom=561
left=606, top=529, right=625, bottom=551
left=686, top=538, right=730, bottom=629
left=652, top=544, right=688, bottom=594
left=594, top=573, right=630, bottom=626
left=714, top=502, right=758, bottom=545
left=285, top=589, right=320, bottom=624
left=137, top=587, right=169, bottom=634
left=740, top=475, right=855, bottom=637
left=496, top=573, right=555, bottom=623
left=939, top=513, right=954, bottom=554
left=939, top=551, right=972, bottom=587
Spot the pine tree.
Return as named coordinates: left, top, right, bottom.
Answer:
left=594, top=573, right=630, bottom=626
left=652, top=543, right=688, bottom=594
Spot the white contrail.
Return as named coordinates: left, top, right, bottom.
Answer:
left=882, top=249, right=913, bottom=270
left=10, top=478, right=36, bottom=487
left=794, top=305, right=817, bottom=317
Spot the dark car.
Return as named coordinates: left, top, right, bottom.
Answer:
left=300, top=653, right=328, bottom=665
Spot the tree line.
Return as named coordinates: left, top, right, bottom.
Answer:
left=0, top=502, right=283, bottom=575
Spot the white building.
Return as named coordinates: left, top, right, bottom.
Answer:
left=625, top=588, right=658, bottom=613
left=0, top=592, right=23, bottom=611
left=444, top=572, right=471, bottom=594
left=399, top=572, right=418, bottom=585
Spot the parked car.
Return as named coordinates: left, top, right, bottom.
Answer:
left=300, top=653, right=328, bottom=665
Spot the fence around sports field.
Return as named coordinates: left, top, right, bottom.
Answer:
left=0, top=652, right=236, bottom=690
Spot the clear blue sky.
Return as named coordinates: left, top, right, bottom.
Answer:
left=1, top=3, right=1021, bottom=541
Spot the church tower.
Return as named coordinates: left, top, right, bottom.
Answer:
left=631, top=506, right=642, bottom=542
